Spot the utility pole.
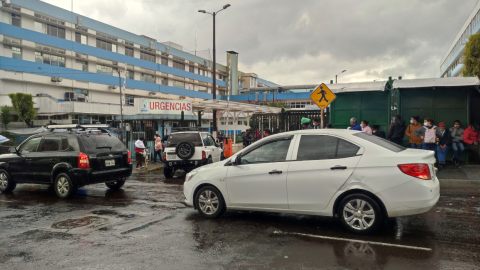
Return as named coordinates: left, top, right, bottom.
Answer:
left=117, top=69, right=124, bottom=142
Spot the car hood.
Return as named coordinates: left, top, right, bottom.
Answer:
left=191, top=159, right=228, bottom=173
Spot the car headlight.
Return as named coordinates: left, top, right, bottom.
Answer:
left=185, top=171, right=198, bottom=182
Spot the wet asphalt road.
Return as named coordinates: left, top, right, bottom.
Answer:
left=1, top=172, right=480, bottom=270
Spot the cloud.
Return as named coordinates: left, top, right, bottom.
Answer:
left=43, top=0, right=478, bottom=84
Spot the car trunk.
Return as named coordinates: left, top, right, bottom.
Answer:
left=78, top=134, right=129, bottom=172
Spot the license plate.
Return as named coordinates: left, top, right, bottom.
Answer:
left=105, top=159, right=115, bottom=166
left=168, top=154, right=178, bottom=160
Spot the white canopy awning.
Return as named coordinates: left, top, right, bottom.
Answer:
left=392, top=77, right=479, bottom=89
left=243, top=81, right=387, bottom=93
left=193, top=100, right=282, bottom=114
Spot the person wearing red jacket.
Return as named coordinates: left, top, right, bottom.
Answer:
left=463, top=123, right=480, bottom=162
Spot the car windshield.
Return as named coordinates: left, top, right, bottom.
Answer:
left=167, top=133, right=202, bottom=147
left=79, top=134, right=126, bottom=153
left=353, top=132, right=406, bottom=153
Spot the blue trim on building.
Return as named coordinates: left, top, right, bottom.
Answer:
left=220, top=92, right=311, bottom=101
left=11, top=0, right=228, bottom=72
left=114, top=114, right=198, bottom=121
left=0, top=56, right=213, bottom=99
left=0, top=23, right=227, bottom=87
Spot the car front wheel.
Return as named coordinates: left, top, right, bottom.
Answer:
left=0, top=169, right=16, bottom=193
left=338, top=194, right=382, bottom=235
left=195, top=186, right=225, bottom=218
left=105, top=180, right=125, bottom=190
left=54, top=173, right=78, bottom=199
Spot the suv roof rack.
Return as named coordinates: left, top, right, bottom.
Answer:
left=46, top=124, right=111, bottom=132
left=171, top=127, right=209, bottom=133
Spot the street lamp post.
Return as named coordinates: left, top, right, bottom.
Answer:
left=336, top=70, right=346, bottom=84
left=116, top=69, right=124, bottom=142
left=199, top=4, right=231, bottom=135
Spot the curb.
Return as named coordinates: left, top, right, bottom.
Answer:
left=439, top=178, right=480, bottom=184
left=131, top=164, right=164, bottom=174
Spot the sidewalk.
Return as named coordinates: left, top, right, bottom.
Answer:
left=437, top=164, right=480, bottom=181
left=131, top=160, right=164, bottom=174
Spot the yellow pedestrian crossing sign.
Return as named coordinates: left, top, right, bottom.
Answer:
left=310, top=83, right=336, bottom=109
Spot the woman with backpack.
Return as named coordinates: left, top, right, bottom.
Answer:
left=413, top=117, right=443, bottom=153
left=405, top=116, right=423, bottom=149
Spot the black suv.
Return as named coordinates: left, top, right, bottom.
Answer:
left=0, top=125, right=132, bottom=199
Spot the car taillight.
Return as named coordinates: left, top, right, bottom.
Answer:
left=397, top=164, right=431, bottom=180
left=163, top=151, right=166, bottom=160
left=78, top=152, right=90, bottom=168
left=127, top=150, right=131, bottom=163
left=202, top=151, right=206, bottom=159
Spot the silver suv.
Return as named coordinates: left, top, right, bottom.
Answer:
left=162, top=128, right=224, bottom=178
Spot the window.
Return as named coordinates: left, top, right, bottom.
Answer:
left=161, top=58, right=168, bottom=66
left=337, top=139, right=361, bottom=159
left=96, top=39, right=116, bottom=52
left=173, top=80, right=185, bottom=88
left=207, top=136, right=216, bottom=146
left=240, top=138, right=292, bottom=164
left=198, top=86, right=208, bottom=93
left=221, top=122, right=226, bottom=125
left=167, top=133, right=202, bottom=147
left=76, top=59, right=88, bottom=71
left=96, top=64, right=113, bottom=76
left=47, top=24, right=65, bottom=39
left=189, top=66, right=194, bottom=73
left=296, top=135, right=360, bottom=161
left=160, top=77, right=168, bottom=85
left=35, top=52, right=65, bottom=67
left=36, top=115, right=49, bottom=120
left=34, top=21, right=45, bottom=33
left=126, top=95, right=134, bottom=106
left=238, top=121, right=243, bottom=125
left=173, top=61, right=185, bottom=70
left=76, top=89, right=89, bottom=96
left=140, top=51, right=155, bottom=62
left=353, top=132, right=405, bottom=153
left=75, top=32, right=87, bottom=45
left=126, top=70, right=134, bottom=80
left=19, top=137, right=42, bottom=154
left=140, top=73, right=155, bottom=83
left=2, top=12, right=21, bottom=27
left=201, top=133, right=210, bottom=146
left=38, top=137, right=61, bottom=152
left=3, top=45, right=21, bottom=59
left=125, top=47, right=134, bottom=57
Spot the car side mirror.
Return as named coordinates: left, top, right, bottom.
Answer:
left=9, top=147, right=17, bottom=154
left=235, top=155, right=242, bottom=165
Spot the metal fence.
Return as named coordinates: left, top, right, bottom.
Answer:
left=250, top=108, right=329, bottom=134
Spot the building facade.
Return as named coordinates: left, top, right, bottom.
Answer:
left=440, top=1, right=480, bottom=78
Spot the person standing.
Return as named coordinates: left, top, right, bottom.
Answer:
left=313, top=118, right=320, bottom=129
left=463, top=123, right=480, bottom=163
left=405, top=116, right=423, bottom=149
left=449, top=120, right=465, bottom=165
left=243, top=129, right=252, bottom=148
left=361, top=120, right=372, bottom=135
left=372, top=125, right=386, bottom=138
left=436, top=122, right=452, bottom=168
left=135, top=137, right=146, bottom=169
left=263, top=128, right=272, bottom=137
left=153, top=134, right=163, bottom=163
left=413, top=118, right=443, bottom=153
left=350, top=117, right=362, bottom=131
left=301, top=118, right=313, bottom=129
left=387, top=115, right=406, bottom=145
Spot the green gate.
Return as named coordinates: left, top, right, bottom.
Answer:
left=329, top=90, right=391, bottom=134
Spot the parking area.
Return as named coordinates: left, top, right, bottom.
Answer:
left=0, top=171, right=479, bottom=269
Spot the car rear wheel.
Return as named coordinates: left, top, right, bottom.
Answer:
left=338, top=194, right=382, bottom=235
left=0, top=170, right=16, bottom=193
left=207, top=157, right=213, bottom=164
left=195, top=186, right=225, bottom=218
left=54, top=173, right=77, bottom=199
left=164, top=166, right=174, bottom=178
left=105, top=180, right=125, bottom=190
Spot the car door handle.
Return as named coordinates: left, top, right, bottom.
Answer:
left=331, top=166, right=347, bottom=170
left=269, top=170, right=282, bottom=174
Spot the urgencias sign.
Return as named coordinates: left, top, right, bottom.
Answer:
left=138, top=98, right=193, bottom=115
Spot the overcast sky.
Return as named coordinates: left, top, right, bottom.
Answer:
left=43, top=0, right=478, bottom=85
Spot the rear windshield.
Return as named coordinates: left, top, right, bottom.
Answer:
left=353, top=132, right=406, bottom=153
left=166, top=133, right=202, bottom=147
left=79, top=134, right=126, bottom=153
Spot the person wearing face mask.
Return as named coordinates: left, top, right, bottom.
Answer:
left=405, top=116, right=423, bottom=149
left=387, top=115, right=405, bottom=145
left=436, top=122, right=452, bottom=168
left=361, top=120, right=372, bottom=134
left=449, top=120, right=464, bottom=165
left=313, top=118, right=320, bottom=129
left=463, top=123, right=480, bottom=163
left=372, top=125, right=386, bottom=138
left=413, top=117, right=443, bottom=154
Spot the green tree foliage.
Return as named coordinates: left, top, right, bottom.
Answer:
left=462, top=33, right=480, bottom=78
left=0, top=106, right=12, bottom=130
left=8, top=93, right=36, bottom=128
left=268, top=102, right=290, bottom=108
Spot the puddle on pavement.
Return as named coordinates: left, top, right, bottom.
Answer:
left=51, top=216, right=109, bottom=230
left=121, top=215, right=174, bottom=235
left=91, top=209, right=119, bottom=216
left=0, top=252, right=30, bottom=264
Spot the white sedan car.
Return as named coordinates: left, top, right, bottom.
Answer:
left=183, top=129, right=440, bottom=234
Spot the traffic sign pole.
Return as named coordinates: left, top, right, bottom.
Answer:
left=321, top=109, right=324, bottom=129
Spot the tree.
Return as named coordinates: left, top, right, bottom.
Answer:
left=0, top=106, right=12, bottom=131
left=462, top=33, right=480, bottom=78
left=267, top=102, right=290, bottom=108
left=8, top=93, right=36, bottom=128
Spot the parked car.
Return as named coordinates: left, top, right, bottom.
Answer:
left=0, top=125, right=132, bottom=199
left=163, top=128, right=224, bottom=178
left=183, top=129, right=440, bottom=234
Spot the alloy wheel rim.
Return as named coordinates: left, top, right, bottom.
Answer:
left=198, top=190, right=219, bottom=215
left=343, top=199, right=375, bottom=230
left=57, top=177, right=69, bottom=196
left=0, top=173, right=7, bottom=190
left=179, top=144, right=191, bottom=157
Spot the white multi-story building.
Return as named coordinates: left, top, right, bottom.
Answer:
left=440, top=1, right=480, bottom=78
left=0, top=0, right=276, bottom=137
